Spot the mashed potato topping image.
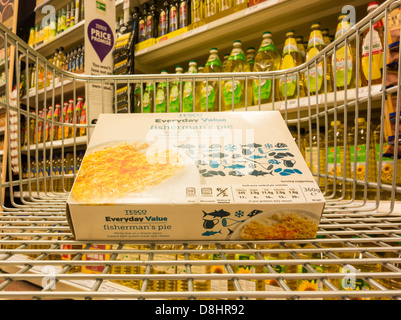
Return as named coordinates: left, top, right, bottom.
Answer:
left=71, top=142, right=183, bottom=203
left=239, top=210, right=319, bottom=240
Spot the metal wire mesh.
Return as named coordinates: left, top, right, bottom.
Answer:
left=0, top=0, right=401, bottom=300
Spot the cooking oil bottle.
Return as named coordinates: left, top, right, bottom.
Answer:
left=361, top=1, right=384, bottom=87
left=322, top=28, right=331, bottom=46
left=339, top=236, right=382, bottom=300
left=205, top=0, right=219, bottom=18
left=223, top=40, right=252, bottom=110
left=110, top=245, right=142, bottom=290
left=305, top=22, right=333, bottom=95
left=199, top=48, right=223, bottom=112
left=279, top=30, right=304, bottom=101
left=262, top=243, right=300, bottom=293
left=183, top=60, right=198, bottom=112
left=232, top=245, right=264, bottom=297
left=296, top=239, right=341, bottom=299
left=296, top=36, right=306, bottom=62
left=143, top=80, right=155, bottom=113
left=253, top=32, right=281, bottom=104
left=177, top=244, right=211, bottom=292
left=191, top=0, right=203, bottom=24
left=169, top=66, right=183, bottom=112
left=155, top=70, right=168, bottom=113
left=305, top=124, right=326, bottom=189
left=333, top=13, right=356, bottom=91
left=349, top=118, right=377, bottom=200
left=327, top=120, right=351, bottom=199
left=220, top=0, right=232, bottom=11
left=381, top=235, right=401, bottom=291
left=374, top=124, right=396, bottom=200
left=246, top=47, right=256, bottom=70
left=150, top=244, right=178, bottom=292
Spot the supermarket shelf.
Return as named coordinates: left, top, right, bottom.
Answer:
left=22, top=79, right=86, bottom=105
left=232, top=84, right=383, bottom=117
left=134, top=0, right=372, bottom=73
left=33, top=20, right=85, bottom=58
left=21, top=136, right=88, bottom=153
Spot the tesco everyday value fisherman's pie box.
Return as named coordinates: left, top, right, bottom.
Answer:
left=66, top=112, right=325, bottom=241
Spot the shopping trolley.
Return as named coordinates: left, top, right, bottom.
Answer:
left=0, top=0, right=401, bottom=300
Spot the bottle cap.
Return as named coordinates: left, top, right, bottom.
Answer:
left=367, top=1, right=380, bottom=11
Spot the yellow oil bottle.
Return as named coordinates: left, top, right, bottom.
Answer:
left=110, top=244, right=142, bottom=290
left=279, top=30, right=304, bottom=101
left=295, top=36, right=306, bottom=62
left=199, top=48, right=223, bottom=112
left=223, top=40, right=252, bottom=110
left=333, top=13, right=356, bottom=91
left=338, top=237, right=382, bottom=300
left=305, top=124, right=326, bottom=189
left=327, top=120, right=351, bottom=199
left=151, top=244, right=178, bottom=292
left=373, top=124, right=394, bottom=200
left=252, top=32, right=281, bottom=104
left=348, top=118, right=377, bottom=200
left=169, top=66, right=184, bottom=112
left=304, top=22, right=333, bottom=95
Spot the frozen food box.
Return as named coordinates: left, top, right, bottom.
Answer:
left=66, top=112, right=325, bottom=241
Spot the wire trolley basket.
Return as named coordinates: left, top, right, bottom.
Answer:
left=0, top=0, right=401, bottom=301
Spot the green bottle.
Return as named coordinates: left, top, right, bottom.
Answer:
left=169, top=66, right=183, bottom=112
left=200, top=48, right=223, bottom=112
left=183, top=61, right=198, bottom=112
left=253, top=32, right=281, bottom=104
left=155, top=71, right=168, bottom=113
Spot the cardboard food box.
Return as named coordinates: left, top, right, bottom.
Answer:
left=66, top=112, right=325, bottom=241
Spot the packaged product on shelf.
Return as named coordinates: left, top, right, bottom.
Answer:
left=146, top=0, right=159, bottom=40
left=143, top=80, right=155, bottom=113
left=191, top=0, right=203, bottom=25
left=138, top=4, right=147, bottom=43
left=79, top=101, right=87, bottom=137
left=223, top=40, right=252, bottom=110
left=333, top=13, right=356, bottom=90
left=66, top=111, right=325, bottom=241
left=158, top=1, right=170, bottom=37
left=279, top=30, right=304, bottom=101
left=155, top=71, right=168, bottom=113
left=386, top=6, right=401, bottom=49
left=305, top=124, right=325, bottom=188
left=295, top=36, right=306, bottom=62
left=304, top=22, right=333, bottom=95
left=169, top=0, right=180, bottom=33
left=326, top=120, right=351, bottom=199
left=179, top=0, right=190, bottom=29
left=205, top=0, right=219, bottom=18
left=361, top=2, right=384, bottom=87
left=200, top=48, right=223, bottom=112
left=81, top=244, right=111, bottom=274
left=321, top=28, right=331, bottom=46
left=374, top=124, right=397, bottom=200
left=169, top=66, right=183, bottom=112
left=253, top=32, right=280, bottom=104
left=221, top=0, right=233, bottom=11
left=338, top=237, right=382, bottom=300
left=348, top=117, right=377, bottom=200
left=183, top=60, right=199, bottom=112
